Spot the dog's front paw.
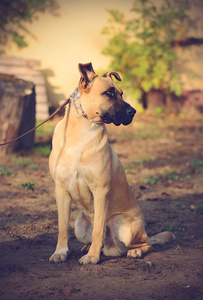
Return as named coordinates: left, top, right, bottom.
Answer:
left=49, top=248, right=69, bottom=263
left=79, top=254, right=99, bottom=265
left=127, top=248, right=142, bottom=259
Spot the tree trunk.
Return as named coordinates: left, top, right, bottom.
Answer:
left=141, top=90, right=148, bottom=109
left=0, top=75, right=36, bottom=155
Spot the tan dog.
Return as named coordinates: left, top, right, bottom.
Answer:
left=49, top=63, right=174, bottom=264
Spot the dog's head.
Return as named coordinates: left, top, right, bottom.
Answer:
left=78, top=63, right=136, bottom=126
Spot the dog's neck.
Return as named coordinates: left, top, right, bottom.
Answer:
left=65, top=88, right=106, bottom=138
left=69, top=87, right=87, bottom=119
left=63, top=89, right=108, bottom=153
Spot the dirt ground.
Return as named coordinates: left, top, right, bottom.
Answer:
left=0, top=113, right=202, bottom=300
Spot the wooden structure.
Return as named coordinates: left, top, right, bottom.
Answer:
left=0, top=57, right=49, bottom=120
left=0, top=76, right=35, bottom=155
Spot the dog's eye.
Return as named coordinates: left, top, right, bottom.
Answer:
left=106, top=91, right=115, bottom=98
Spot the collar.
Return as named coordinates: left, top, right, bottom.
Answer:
left=69, top=87, right=87, bottom=118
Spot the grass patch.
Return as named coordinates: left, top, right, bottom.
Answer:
left=34, top=145, right=51, bottom=157
left=144, top=176, right=160, bottom=185
left=133, top=132, right=149, bottom=139
left=124, top=163, right=136, bottom=174
left=158, top=224, right=183, bottom=232
left=124, top=166, right=130, bottom=173
left=21, top=181, right=36, bottom=191
left=12, top=156, right=39, bottom=170
left=12, top=156, right=32, bottom=166
left=144, top=172, right=182, bottom=185
left=138, top=157, right=151, bottom=163
left=192, top=158, right=203, bottom=172
left=0, top=167, right=15, bottom=176
left=167, top=173, right=180, bottom=181
left=175, top=244, right=182, bottom=251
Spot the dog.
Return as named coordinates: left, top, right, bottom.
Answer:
left=49, top=62, right=174, bottom=264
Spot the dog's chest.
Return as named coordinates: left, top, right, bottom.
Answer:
left=55, top=136, right=97, bottom=208
left=53, top=159, right=94, bottom=222
left=67, top=164, right=93, bottom=198
left=52, top=123, right=108, bottom=210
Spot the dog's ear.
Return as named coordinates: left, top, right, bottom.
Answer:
left=78, top=63, right=97, bottom=92
left=102, top=71, right=121, bottom=82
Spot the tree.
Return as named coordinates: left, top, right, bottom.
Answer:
left=102, top=0, right=192, bottom=106
left=0, top=0, right=60, bottom=54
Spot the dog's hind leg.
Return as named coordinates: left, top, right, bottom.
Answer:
left=109, top=214, right=153, bottom=259
left=102, top=225, right=127, bottom=257
left=74, top=212, right=92, bottom=253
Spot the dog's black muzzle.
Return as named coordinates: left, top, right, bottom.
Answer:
left=101, top=102, right=136, bottom=126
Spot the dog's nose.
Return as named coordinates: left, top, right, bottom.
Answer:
left=127, top=107, right=136, bottom=117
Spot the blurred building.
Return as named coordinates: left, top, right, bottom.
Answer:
left=0, top=57, right=49, bottom=120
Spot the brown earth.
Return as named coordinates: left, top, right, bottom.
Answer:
left=0, top=113, right=203, bottom=300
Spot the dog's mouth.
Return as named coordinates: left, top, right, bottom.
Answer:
left=101, top=105, right=136, bottom=126
left=101, top=115, right=135, bottom=126
left=101, top=115, right=113, bottom=124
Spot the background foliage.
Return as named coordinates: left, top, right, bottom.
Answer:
left=0, top=0, right=60, bottom=54
left=102, top=0, right=190, bottom=102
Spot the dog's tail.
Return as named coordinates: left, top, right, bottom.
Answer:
left=149, top=231, right=175, bottom=246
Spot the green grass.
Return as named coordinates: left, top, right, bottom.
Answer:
left=138, top=157, right=151, bottom=163
left=0, top=167, right=15, bottom=176
left=124, top=163, right=136, bottom=174
left=33, top=145, right=51, bottom=157
left=167, top=173, right=180, bottom=181
left=192, top=158, right=203, bottom=172
left=175, top=244, right=182, bottom=251
left=133, top=132, right=149, bottom=139
left=158, top=224, right=183, bottom=232
left=12, top=156, right=32, bottom=166
left=144, top=172, right=183, bottom=185
left=12, top=156, right=39, bottom=169
left=144, top=176, right=160, bottom=185
left=21, top=181, right=36, bottom=191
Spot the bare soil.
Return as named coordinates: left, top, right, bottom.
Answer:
left=0, top=113, right=203, bottom=300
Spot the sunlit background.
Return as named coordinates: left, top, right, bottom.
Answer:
left=4, top=0, right=203, bottom=104
left=5, top=0, right=133, bottom=100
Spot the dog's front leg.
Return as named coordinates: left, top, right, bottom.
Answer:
left=49, top=184, right=72, bottom=263
left=79, top=189, right=108, bottom=265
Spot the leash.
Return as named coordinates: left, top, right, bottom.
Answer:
left=0, top=95, right=71, bottom=147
